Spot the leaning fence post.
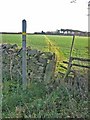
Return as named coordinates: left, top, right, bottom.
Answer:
left=22, top=19, right=27, bottom=90
left=63, top=35, right=75, bottom=82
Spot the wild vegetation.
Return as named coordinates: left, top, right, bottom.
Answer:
left=2, top=34, right=89, bottom=118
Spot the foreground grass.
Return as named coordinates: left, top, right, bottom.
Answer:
left=3, top=79, right=88, bottom=118
left=2, top=43, right=88, bottom=118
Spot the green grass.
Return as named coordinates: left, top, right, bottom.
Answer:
left=2, top=34, right=88, bottom=58
left=2, top=34, right=48, bottom=51
left=2, top=80, right=88, bottom=118
left=46, top=35, right=88, bottom=58
left=2, top=34, right=22, bottom=46
left=27, top=35, right=47, bottom=51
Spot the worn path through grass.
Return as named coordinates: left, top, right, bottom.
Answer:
left=44, top=35, right=65, bottom=62
left=44, top=35, right=66, bottom=71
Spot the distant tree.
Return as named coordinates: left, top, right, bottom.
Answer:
left=55, top=29, right=60, bottom=34
left=41, top=31, right=45, bottom=34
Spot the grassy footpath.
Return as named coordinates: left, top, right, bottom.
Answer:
left=44, top=35, right=65, bottom=61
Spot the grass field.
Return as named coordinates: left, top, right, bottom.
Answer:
left=47, top=35, right=88, bottom=58
left=2, top=34, right=47, bottom=50
left=2, top=34, right=88, bottom=60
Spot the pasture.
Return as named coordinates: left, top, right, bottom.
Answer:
left=2, top=34, right=88, bottom=59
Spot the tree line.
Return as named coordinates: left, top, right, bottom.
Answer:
left=34, top=29, right=88, bottom=37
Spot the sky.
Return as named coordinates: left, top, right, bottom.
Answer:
left=0, top=0, right=89, bottom=33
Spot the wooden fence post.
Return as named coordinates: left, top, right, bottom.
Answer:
left=22, top=19, right=27, bottom=90
left=63, top=35, right=75, bottom=82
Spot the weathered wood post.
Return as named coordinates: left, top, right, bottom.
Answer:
left=22, top=19, right=27, bottom=90
left=63, top=35, right=75, bottom=82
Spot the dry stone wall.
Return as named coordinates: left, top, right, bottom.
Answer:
left=2, top=44, right=56, bottom=84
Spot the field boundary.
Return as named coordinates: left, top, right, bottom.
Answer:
left=58, top=35, right=90, bottom=81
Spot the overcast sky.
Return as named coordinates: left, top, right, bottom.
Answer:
left=0, top=0, right=89, bottom=33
